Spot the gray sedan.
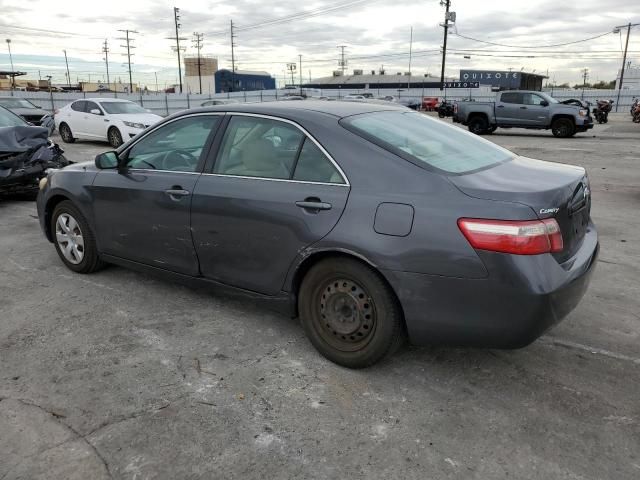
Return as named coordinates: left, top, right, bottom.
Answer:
left=36, top=101, right=598, bottom=368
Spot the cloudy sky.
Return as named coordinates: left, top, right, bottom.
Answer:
left=0, top=0, right=638, bottom=88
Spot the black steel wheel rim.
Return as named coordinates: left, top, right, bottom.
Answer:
left=315, top=278, right=377, bottom=352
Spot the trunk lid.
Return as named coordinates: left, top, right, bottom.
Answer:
left=448, top=156, right=591, bottom=262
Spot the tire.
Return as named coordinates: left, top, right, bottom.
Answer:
left=51, top=200, right=105, bottom=274
left=551, top=118, right=576, bottom=138
left=298, top=258, right=404, bottom=368
left=486, top=125, right=498, bottom=134
left=59, top=123, right=75, bottom=143
left=467, top=115, right=488, bottom=135
left=108, top=127, right=123, bottom=148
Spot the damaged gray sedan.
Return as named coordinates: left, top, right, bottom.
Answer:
left=0, top=106, right=70, bottom=196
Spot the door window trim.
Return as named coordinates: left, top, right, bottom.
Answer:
left=205, top=112, right=349, bottom=187
left=118, top=112, right=225, bottom=174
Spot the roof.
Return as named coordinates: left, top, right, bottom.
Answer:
left=187, top=99, right=408, bottom=119
left=306, top=73, right=439, bottom=86
left=216, top=69, right=272, bottom=77
left=82, top=98, right=132, bottom=102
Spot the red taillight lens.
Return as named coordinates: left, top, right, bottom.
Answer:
left=458, top=218, right=563, bottom=255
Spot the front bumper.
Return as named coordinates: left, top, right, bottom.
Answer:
left=383, top=224, right=599, bottom=348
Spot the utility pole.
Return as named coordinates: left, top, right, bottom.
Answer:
left=102, top=39, right=111, bottom=91
left=286, top=63, right=296, bottom=87
left=5, top=39, right=15, bottom=91
left=581, top=68, right=589, bottom=99
left=439, top=0, right=454, bottom=90
left=408, top=26, right=413, bottom=89
left=167, top=7, right=186, bottom=94
left=230, top=20, right=236, bottom=92
left=154, top=72, right=159, bottom=94
left=614, top=23, right=638, bottom=112
left=63, top=49, right=71, bottom=88
left=337, top=45, right=347, bottom=75
left=192, top=32, right=204, bottom=94
left=118, top=29, right=137, bottom=93
left=298, top=54, right=302, bottom=95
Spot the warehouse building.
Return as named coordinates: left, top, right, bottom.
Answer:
left=214, top=69, right=276, bottom=93
left=184, top=55, right=218, bottom=94
left=459, top=70, right=546, bottom=91
left=304, top=70, right=444, bottom=89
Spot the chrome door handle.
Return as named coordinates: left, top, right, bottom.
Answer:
left=497, top=105, right=505, bottom=108
left=520, top=106, right=527, bottom=109
left=164, top=188, right=190, bottom=197
left=296, top=200, right=332, bottom=211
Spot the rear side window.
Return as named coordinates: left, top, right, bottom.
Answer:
left=342, top=111, right=512, bottom=174
left=500, top=92, right=522, bottom=104
left=293, top=139, right=345, bottom=184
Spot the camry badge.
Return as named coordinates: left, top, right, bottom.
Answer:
left=539, top=208, right=560, bottom=215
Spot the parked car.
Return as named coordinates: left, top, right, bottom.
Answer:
left=55, top=98, right=163, bottom=148
left=37, top=101, right=598, bottom=368
left=201, top=99, right=239, bottom=107
left=422, top=97, right=440, bottom=111
left=453, top=90, right=593, bottom=137
left=0, top=96, right=54, bottom=133
left=0, top=105, right=69, bottom=196
left=279, top=95, right=305, bottom=101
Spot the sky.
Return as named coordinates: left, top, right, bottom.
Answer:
left=0, top=0, right=638, bottom=88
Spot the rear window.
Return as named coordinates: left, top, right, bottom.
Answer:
left=342, top=111, right=512, bottom=174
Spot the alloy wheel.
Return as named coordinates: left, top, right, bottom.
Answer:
left=55, top=213, right=84, bottom=264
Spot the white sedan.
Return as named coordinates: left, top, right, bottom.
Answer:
left=55, top=98, right=162, bottom=148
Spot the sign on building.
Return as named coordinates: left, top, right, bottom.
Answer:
left=442, top=81, right=480, bottom=89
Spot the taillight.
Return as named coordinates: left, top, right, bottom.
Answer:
left=458, top=218, right=563, bottom=255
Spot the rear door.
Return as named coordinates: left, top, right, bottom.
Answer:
left=67, top=100, right=87, bottom=136
left=519, top=93, right=551, bottom=126
left=495, top=92, right=524, bottom=125
left=191, top=113, right=350, bottom=295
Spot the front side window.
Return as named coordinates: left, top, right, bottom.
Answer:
left=85, top=101, right=102, bottom=114
left=522, top=93, right=544, bottom=106
left=214, top=116, right=304, bottom=179
left=126, top=115, right=219, bottom=172
left=343, top=111, right=512, bottom=174
left=100, top=102, right=146, bottom=114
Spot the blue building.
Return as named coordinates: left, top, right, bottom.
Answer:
left=214, top=69, right=276, bottom=93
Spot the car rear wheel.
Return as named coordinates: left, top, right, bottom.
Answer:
left=59, top=123, right=75, bottom=143
left=299, top=258, right=404, bottom=368
left=551, top=118, right=576, bottom=138
left=108, top=127, right=123, bottom=148
left=51, top=200, right=104, bottom=274
left=468, top=116, right=488, bottom=135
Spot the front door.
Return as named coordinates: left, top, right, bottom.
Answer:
left=191, top=114, right=350, bottom=295
left=519, top=92, right=550, bottom=126
left=90, top=114, right=222, bottom=276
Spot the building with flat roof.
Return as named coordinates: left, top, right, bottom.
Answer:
left=304, top=70, right=445, bottom=89
left=214, top=69, right=276, bottom=93
left=459, top=70, right=547, bottom=91
left=184, top=55, right=218, bottom=94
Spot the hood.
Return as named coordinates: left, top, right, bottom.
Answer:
left=10, top=107, right=50, bottom=118
left=111, top=113, right=163, bottom=126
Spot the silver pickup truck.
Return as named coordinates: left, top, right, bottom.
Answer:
left=453, top=91, right=593, bottom=138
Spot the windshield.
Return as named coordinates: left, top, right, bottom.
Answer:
left=0, top=106, right=28, bottom=127
left=99, top=102, right=147, bottom=114
left=0, top=98, right=37, bottom=109
left=343, top=111, right=513, bottom=174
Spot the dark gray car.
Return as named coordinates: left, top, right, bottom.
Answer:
left=0, top=96, right=52, bottom=128
left=36, top=101, right=598, bottom=368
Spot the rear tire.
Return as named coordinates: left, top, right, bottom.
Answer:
left=108, top=127, right=123, bottom=148
left=59, top=123, right=75, bottom=143
left=468, top=116, right=489, bottom=135
left=299, top=258, right=404, bottom=368
left=51, top=201, right=105, bottom=274
left=551, top=118, right=576, bottom=138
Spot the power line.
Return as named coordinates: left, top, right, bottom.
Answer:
left=452, top=30, right=615, bottom=49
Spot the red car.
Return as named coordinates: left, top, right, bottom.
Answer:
left=422, top=97, right=440, bottom=111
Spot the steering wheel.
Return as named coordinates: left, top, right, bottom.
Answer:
left=161, top=149, right=197, bottom=171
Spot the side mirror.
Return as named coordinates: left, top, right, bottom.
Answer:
left=95, top=151, right=118, bottom=169
left=540, top=100, right=549, bottom=107
left=90, top=109, right=102, bottom=115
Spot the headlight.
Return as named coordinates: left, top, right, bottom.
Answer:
left=579, top=109, right=588, bottom=117
left=123, top=121, right=145, bottom=129
left=38, top=177, right=48, bottom=190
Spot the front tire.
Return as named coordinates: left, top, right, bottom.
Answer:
left=59, top=123, right=75, bottom=143
left=51, top=201, right=104, bottom=274
left=299, top=258, right=404, bottom=368
left=551, top=118, right=576, bottom=138
left=108, top=127, right=123, bottom=148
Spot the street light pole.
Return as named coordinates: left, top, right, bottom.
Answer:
left=63, top=49, right=71, bottom=88
left=6, top=39, right=15, bottom=91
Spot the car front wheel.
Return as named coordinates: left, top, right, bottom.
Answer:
left=51, top=200, right=104, bottom=274
left=298, top=258, right=404, bottom=368
left=551, top=118, right=576, bottom=138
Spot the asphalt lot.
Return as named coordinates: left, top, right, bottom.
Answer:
left=1, top=113, right=639, bottom=479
